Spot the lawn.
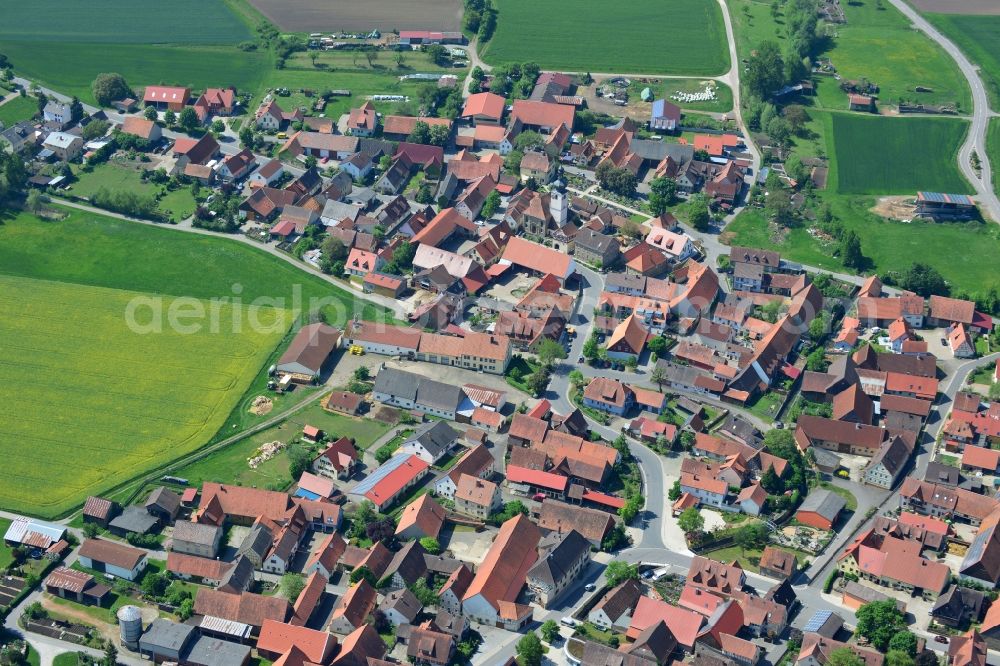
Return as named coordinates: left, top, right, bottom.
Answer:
left=815, top=0, right=970, bottom=111
left=923, top=13, right=1000, bottom=110
left=0, top=94, right=37, bottom=127
left=482, top=0, right=729, bottom=75
left=0, top=42, right=271, bottom=106
left=828, top=113, right=971, bottom=194
left=0, top=208, right=392, bottom=324
left=168, top=402, right=393, bottom=489
left=53, top=653, right=80, bottom=666
left=70, top=162, right=198, bottom=222
left=629, top=79, right=734, bottom=115
left=724, top=202, right=1000, bottom=296
left=0, top=518, right=13, bottom=569
left=743, top=391, right=783, bottom=423
left=989, top=119, right=1000, bottom=197
left=258, top=68, right=437, bottom=123
left=0, top=0, right=252, bottom=43
left=0, top=272, right=287, bottom=518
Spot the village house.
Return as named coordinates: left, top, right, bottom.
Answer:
left=525, top=529, right=590, bottom=608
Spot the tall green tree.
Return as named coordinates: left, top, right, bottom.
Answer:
left=855, top=600, right=906, bottom=652
left=678, top=507, right=705, bottom=534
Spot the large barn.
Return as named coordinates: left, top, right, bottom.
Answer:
left=276, top=323, right=342, bottom=382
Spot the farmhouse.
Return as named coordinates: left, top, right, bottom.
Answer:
left=510, top=100, right=575, bottom=134
left=461, top=514, right=540, bottom=629
left=348, top=453, right=429, bottom=511
left=121, top=117, right=162, bottom=143
left=461, top=93, right=506, bottom=125
left=42, top=132, right=83, bottom=162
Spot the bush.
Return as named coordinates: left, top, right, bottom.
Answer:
left=823, top=569, right=839, bottom=593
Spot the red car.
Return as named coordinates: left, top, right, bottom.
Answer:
left=532, top=493, right=546, bottom=502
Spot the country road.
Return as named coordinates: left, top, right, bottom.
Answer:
left=887, top=0, right=1000, bottom=222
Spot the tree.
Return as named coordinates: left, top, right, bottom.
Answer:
left=26, top=189, right=46, bottom=215
left=350, top=565, right=376, bottom=585
left=761, top=466, right=783, bottom=494
left=353, top=366, right=371, bottom=382
left=83, top=522, right=101, bottom=538
left=540, top=619, right=560, bottom=643
left=141, top=572, right=170, bottom=598
left=647, top=336, right=668, bottom=359
left=886, top=652, right=915, bottom=666
left=425, top=44, right=449, bottom=67
left=287, top=443, right=311, bottom=481
left=840, top=230, right=864, bottom=270
left=211, top=119, right=225, bottom=135
left=163, top=109, right=176, bottom=125
left=103, top=641, right=118, bottom=666
left=69, top=97, right=85, bottom=123
left=427, top=123, right=450, bottom=147
left=888, top=632, right=918, bottom=658
left=408, top=121, right=431, bottom=145
left=827, top=648, right=866, bottom=666
left=515, top=632, right=543, bottom=666
left=81, top=120, right=110, bottom=141
left=649, top=177, right=677, bottom=215
left=745, top=40, right=786, bottom=99
left=669, top=480, right=682, bottom=501
left=765, top=185, right=795, bottom=226
left=92, top=73, right=131, bottom=106
left=144, top=106, right=158, bottom=121
left=568, top=370, right=585, bottom=388
left=582, top=334, right=599, bottom=361
left=481, top=189, right=501, bottom=219
left=595, top=161, right=637, bottom=197
left=419, top=537, right=441, bottom=554
left=735, top=523, right=769, bottom=552
left=855, top=600, right=906, bottom=652
left=409, top=578, right=438, bottom=606
left=535, top=338, right=567, bottom=367
left=619, top=494, right=643, bottom=524
left=239, top=125, right=255, bottom=149
left=809, top=312, right=829, bottom=341
left=604, top=561, right=639, bottom=588
left=282, top=573, right=305, bottom=600
left=806, top=347, right=829, bottom=372
left=678, top=506, right=705, bottom=535
left=899, top=263, right=948, bottom=297
left=177, top=107, right=199, bottom=132
left=687, top=194, right=713, bottom=231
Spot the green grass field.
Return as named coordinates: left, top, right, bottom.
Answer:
left=483, top=0, right=729, bottom=75
left=828, top=113, right=970, bottom=194
left=0, top=42, right=271, bottom=106
left=725, top=200, right=1000, bottom=295
left=0, top=0, right=251, bottom=42
left=924, top=14, right=1000, bottom=110
left=989, top=119, right=1000, bottom=197
left=0, top=95, right=37, bottom=127
left=70, top=163, right=198, bottom=222
left=169, top=403, right=393, bottom=489
left=816, top=0, right=970, bottom=111
left=628, top=79, right=734, bottom=114
left=0, top=272, right=287, bottom=517
left=0, top=209, right=391, bottom=324
left=0, top=518, right=13, bottom=569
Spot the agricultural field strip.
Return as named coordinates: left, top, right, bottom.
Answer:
left=483, top=0, right=729, bottom=76
left=0, top=0, right=251, bottom=43
left=0, top=273, right=288, bottom=514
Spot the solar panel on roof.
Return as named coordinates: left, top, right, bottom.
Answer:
left=803, top=610, right=833, bottom=633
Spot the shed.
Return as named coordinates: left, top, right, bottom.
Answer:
left=795, top=489, right=847, bottom=530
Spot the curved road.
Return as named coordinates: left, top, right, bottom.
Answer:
left=887, top=0, right=999, bottom=222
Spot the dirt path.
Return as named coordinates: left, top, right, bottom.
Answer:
left=40, top=597, right=117, bottom=644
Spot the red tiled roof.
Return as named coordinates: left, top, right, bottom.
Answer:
left=461, top=93, right=505, bottom=120
left=506, top=465, right=568, bottom=492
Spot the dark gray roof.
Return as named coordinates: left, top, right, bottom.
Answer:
left=219, top=555, right=255, bottom=594
left=575, top=229, right=618, bottom=256
left=605, top=272, right=646, bottom=291
left=424, top=553, right=463, bottom=575
left=527, top=529, right=590, bottom=588
left=373, top=367, right=466, bottom=414
left=138, top=619, right=195, bottom=654
left=629, top=139, right=693, bottom=164
left=932, top=585, right=984, bottom=622
left=374, top=367, right=421, bottom=402
left=172, top=521, right=222, bottom=547
left=798, top=489, right=846, bottom=521
left=145, top=487, right=181, bottom=516
left=378, top=587, right=422, bottom=623
left=866, top=435, right=911, bottom=477
left=407, top=421, right=459, bottom=458
left=925, top=461, right=960, bottom=486
left=185, top=635, right=252, bottom=666
left=383, top=540, right=428, bottom=587
left=109, top=506, right=159, bottom=534
left=238, top=524, right=273, bottom=559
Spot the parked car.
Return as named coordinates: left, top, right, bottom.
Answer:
left=532, top=493, right=546, bottom=502
left=934, top=636, right=949, bottom=644
left=584, top=583, right=596, bottom=591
